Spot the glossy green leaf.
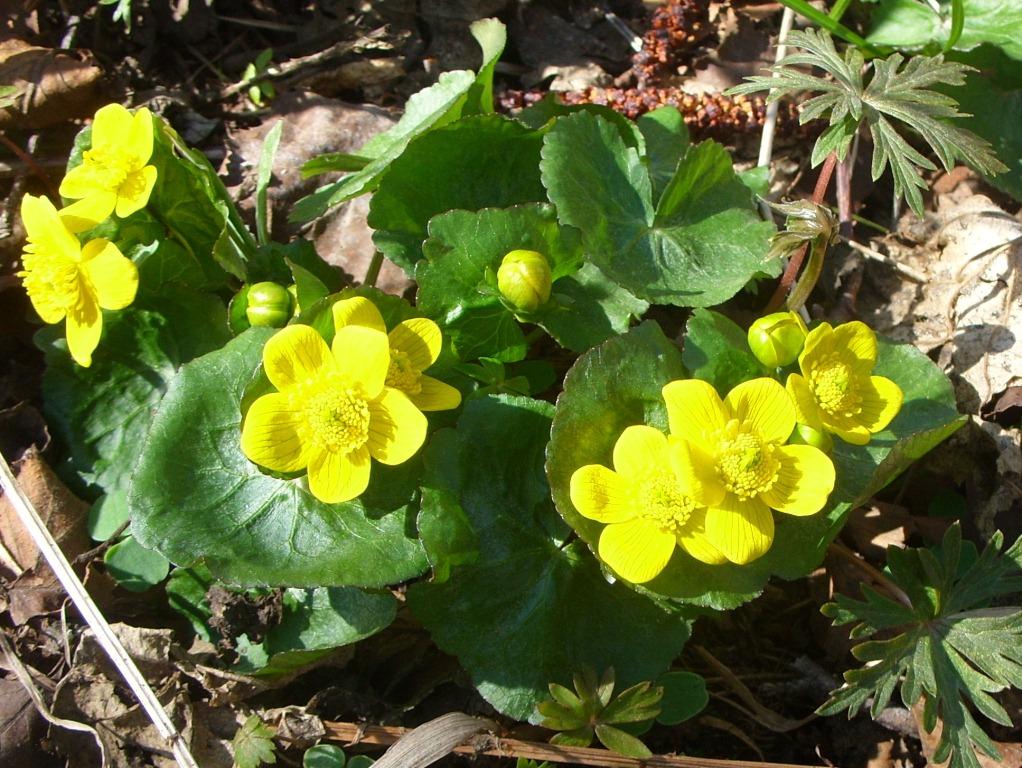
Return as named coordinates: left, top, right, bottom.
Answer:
left=238, top=587, right=397, bottom=677
left=656, top=671, right=708, bottom=725
left=547, top=320, right=965, bottom=609
left=416, top=429, right=479, bottom=583
left=868, top=0, right=1022, bottom=60
left=516, top=96, right=646, bottom=152
left=419, top=204, right=639, bottom=355
left=368, top=115, right=546, bottom=273
left=304, top=745, right=346, bottom=768
left=682, top=309, right=769, bottom=395
left=87, top=492, right=130, bottom=541
left=166, top=565, right=215, bottom=641
left=129, top=329, right=429, bottom=587
left=462, top=17, right=507, bottom=115
left=943, top=66, right=1022, bottom=201
left=291, top=70, right=476, bottom=222
left=541, top=111, right=777, bottom=307
left=41, top=304, right=226, bottom=499
left=407, top=395, right=690, bottom=721
left=637, top=106, right=691, bottom=203
left=103, top=534, right=170, bottom=592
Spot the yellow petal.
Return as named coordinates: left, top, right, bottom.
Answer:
left=821, top=412, right=871, bottom=445
left=332, top=324, right=390, bottom=398
left=65, top=297, right=102, bottom=367
left=58, top=164, right=101, bottom=202
left=115, top=165, right=157, bottom=218
left=675, top=507, right=728, bottom=565
left=60, top=196, right=113, bottom=232
left=858, top=376, right=903, bottom=434
left=366, top=387, right=427, bottom=465
left=91, top=104, right=135, bottom=149
left=704, top=495, right=774, bottom=564
left=332, top=296, right=386, bottom=334
left=240, top=392, right=309, bottom=472
left=263, top=325, right=334, bottom=392
left=786, top=374, right=824, bottom=431
left=668, top=437, right=725, bottom=508
left=598, top=518, right=676, bottom=583
left=81, top=239, right=138, bottom=310
left=388, top=318, right=442, bottom=372
left=411, top=375, right=462, bottom=412
left=833, top=321, right=877, bottom=373
left=761, top=445, right=835, bottom=516
left=612, top=425, right=669, bottom=479
left=798, top=322, right=833, bottom=372
left=21, top=194, right=81, bottom=261
left=307, top=445, right=371, bottom=503
left=662, top=379, right=728, bottom=453
left=127, top=107, right=154, bottom=164
left=723, top=377, right=795, bottom=445
left=570, top=464, right=636, bottom=524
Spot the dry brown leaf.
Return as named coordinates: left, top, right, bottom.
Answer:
left=0, top=678, right=44, bottom=768
left=911, top=699, right=1022, bottom=768
left=0, top=40, right=105, bottom=130
left=0, top=448, right=91, bottom=623
left=223, top=91, right=410, bottom=295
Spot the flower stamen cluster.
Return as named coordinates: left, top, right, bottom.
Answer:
left=787, top=322, right=903, bottom=445
left=19, top=103, right=155, bottom=367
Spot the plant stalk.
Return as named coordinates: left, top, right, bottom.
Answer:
left=766, top=152, right=838, bottom=312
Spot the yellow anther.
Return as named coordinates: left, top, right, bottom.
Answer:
left=639, top=473, right=697, bottom=534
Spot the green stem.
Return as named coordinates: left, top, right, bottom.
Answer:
left=523, top=326, right=546, bottom=345
left=363, top=251, right=384, bottom=287
left=786, top=237, right=828, bottom=313
left=828, top=0, right=853, bottom=22
left=779, top=0, right=882, bottom=55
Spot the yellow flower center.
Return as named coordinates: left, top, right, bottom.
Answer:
left=811, top=359, right=861, bottom=417
left=716, top=420, right=779, bottom=499
left=81, top=147, right=143, bottom=194
left=639, top=473, right=696, bottom=534
left=20, top=251, right=81, bottom=313
left=303, top=386, right=371, bottom=453
left=385, top=350, right=422, bottom=395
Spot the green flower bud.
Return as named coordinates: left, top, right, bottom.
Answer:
left=497, top=249, right=552, bottom=313
left=790, top=423, right=833, bottom=453
left=747, top=311, right=809, bottom=368
left=245, top=281, right=293, bottom=328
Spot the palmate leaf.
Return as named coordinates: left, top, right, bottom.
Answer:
left=728, top=29, right=1006, bottom=215
left=819, top=524, right=1022, bottom=768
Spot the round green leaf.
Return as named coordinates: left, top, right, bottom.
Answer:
left=541, top=111, right=777, bottom=307
left=129, top=329, right=429, bottom=587
left=104, top=535, right=170, bottom=592
left=368, top=115, right=547, bottom=273
left=304, top=745, right=345, bottom=768
left=408, top=395, right=690, bottom=721
left=656, top=671, right=708, bottom=725
left=87, top=491, right=130, bottom=541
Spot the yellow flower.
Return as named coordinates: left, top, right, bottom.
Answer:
left=240, top=324, right=427, bottom=503
left=19, top=194, right=138, bottom=368
left=662, top=378, right=836, bottom=565
left=570, top=425, right=726, bottom=583
left=59, top=104, right=157, bottom=223
left=332, top=297, right=461, bottom=412
left=786, top=322, right=903, bottom=446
